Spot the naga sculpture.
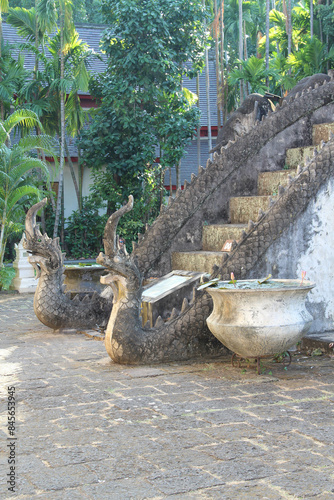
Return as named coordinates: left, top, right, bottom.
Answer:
left=23, top=199, right=113, bottom=330
left=25, top=73, right=334, bottom=360
left=96, top=195, right=225, bottom=364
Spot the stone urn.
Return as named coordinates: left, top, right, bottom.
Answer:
left=205, top=279, right=315, bottom=359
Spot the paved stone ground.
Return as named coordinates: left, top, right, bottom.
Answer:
left=1, top=293, right=334, bottom=500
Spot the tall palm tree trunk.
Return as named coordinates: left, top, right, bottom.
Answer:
left=310, top=0, right=313, bottom=39
left=64, top=138, right=80, bottom=206
left=214, top=0, right=221, bottom=128
left=266, top=0, right=270, bottom=87
left=203, top=0, right=212, bottom=157
left=53, top=5, right=65, bottom=240
left=239, top=0, right=244, bottom=103
left=220, top=0, right=226, bottom=124
left=196, top=74, right=201, bottom=168
left=287, top=0, right=292, bottom=57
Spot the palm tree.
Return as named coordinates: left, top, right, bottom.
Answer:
left=229, top=55, right=276, bottom=94
left=0, top=109, right=58, bottom=266
left=287, top=35, right=334, bottom=77
left=36, top=0, right=76, bottom=239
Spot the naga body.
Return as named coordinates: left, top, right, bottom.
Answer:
left=97, top=196, right=226, bottom=363
left=23, top=199, right=113, bottom=330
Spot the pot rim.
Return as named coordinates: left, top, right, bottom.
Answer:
left=206, top=278, right=316, bottom=293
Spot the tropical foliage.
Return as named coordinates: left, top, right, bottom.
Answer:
left=0, top=109, right=58, bottom=267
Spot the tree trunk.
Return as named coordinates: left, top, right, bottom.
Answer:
left=53, top=4, right=65, bottom=240
left=239, top=0, right=244, bottom=103
left=196, top=74, right=201, bottom=167
left=310, top=0, right=313, bottom=39
left=35, top=0, right=39, bottom=75
left=0, top=209, right=7, bottom=267
left=287, top=0, right=292, bottom=57
left=203, top=0, right=212, bottom=157
left=64, top=138, right=80, bottom=207
left=176, top=160, right=181, bottom=190
left=214, top=0, right=221, bottom=128
left=77, top=136, right=83, bottom=212
left=266, top=0, right=270, bottom=87
left=220, top=0, right=226, bottom=124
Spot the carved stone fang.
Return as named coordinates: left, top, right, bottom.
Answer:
left=181, top=298, right=189, bottom=313
left=198, top=165, right=205, bottom=175
left=313, top=148, right=318, bottom=157
left=169, top=308, right=178, bottom=321
left=143, top=320, right=151, bottom=330
left=154, top=316, right=164, bottom=328
left=257, top=208, right=265, bottom=221
left=297, top=164, right=303, bottom=175
left=248, top=220, right=255, bottom=231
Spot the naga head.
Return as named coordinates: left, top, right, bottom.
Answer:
left=97, top=195, right=142, bottom=292
left=24, top=198, right=64, bottom=277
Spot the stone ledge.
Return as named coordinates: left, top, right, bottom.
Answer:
left=301, top=332, right=334, bottom=354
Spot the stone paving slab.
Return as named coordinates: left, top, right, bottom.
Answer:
left=1, top=294, right=334, bottom=499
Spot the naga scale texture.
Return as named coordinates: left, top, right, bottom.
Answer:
left=97, top=195, right=226, bottom=364
left=23, top=199, right=113, bottom=330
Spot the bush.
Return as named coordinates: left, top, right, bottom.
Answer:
left=0, top=267, right=16, bottom=290
left=64, top=197, right=107, bottom=259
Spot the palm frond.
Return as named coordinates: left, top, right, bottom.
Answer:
left=7, top=7, right=40, bottom=42
left=6, top=186, right=41, bottom=216
left=3, top=110, right=43, bottom=135
left=7, top=158, right=50, bottom=188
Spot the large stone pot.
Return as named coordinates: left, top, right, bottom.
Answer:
left=205, top=279, right=315, bottom=358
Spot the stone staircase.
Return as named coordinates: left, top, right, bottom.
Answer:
left=172, top=122, right=334, bottom=275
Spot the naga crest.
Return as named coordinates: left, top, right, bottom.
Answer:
left=23, top=198, right=64, bottom=277
left=97, top=195, right=142, bottom=292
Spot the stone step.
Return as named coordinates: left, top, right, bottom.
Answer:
left=202, top=224, right=247, bottom=251
left=285, top=145, right=319, bottom=168
left=257, top=169, right=297, bottom=196
left=312, top=122, right=334, bottom=146
left=229, top=195, right=271, bottom=224
left=172, top=251, right=228, bottom=274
